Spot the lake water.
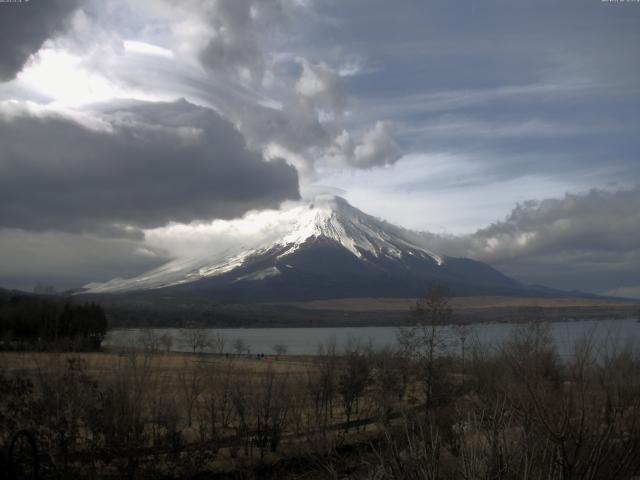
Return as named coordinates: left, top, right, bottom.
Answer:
left=104, top=318, right=640, bottom=357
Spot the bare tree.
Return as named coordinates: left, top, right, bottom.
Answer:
left=252, top=368, right=291, bottom=457
left=158, top=332, right=173, bottom=353
left=315, top=339, right=338, bottom=428
left=137, top=330, right=160, bottom=353
left=452, top=323, right=473, bottom=388
left=197, top=360, right=234, bottom=444
left=272, top=343, right=288, bottom=359
left=398, top=285, right=452, bottom=413
left=230, top=375, right=254, bottom=456
left=338, top=346, right=371, bottom=431
left=177, top=360, right=204, bottom=428
left=233, top=338, right=247, bottom=356
left=371, top=347, right=406, bottom=423
left=180, top=328, right=210, bottom=354
left=210, top=331, right=225, bottom=355
left=86, top=351, right=156, bottom=478
left=459, top=322, right=640, bottom=480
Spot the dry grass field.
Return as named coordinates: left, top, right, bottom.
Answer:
left=0, top=349, right=316, bottom=391
left=0, top=349, right=337, bottom=477
left=0, top=349, right=310, bottom=371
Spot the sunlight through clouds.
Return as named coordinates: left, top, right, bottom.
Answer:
left=16, top=47, right=163, bottom=107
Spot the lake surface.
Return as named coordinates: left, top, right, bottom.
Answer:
left=104, top=318, right=640, bottom=357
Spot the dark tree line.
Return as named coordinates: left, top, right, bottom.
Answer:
left=0, top=293, right=107, bottom=350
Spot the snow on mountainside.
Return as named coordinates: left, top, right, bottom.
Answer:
left=84, top=196, right=444, bottom=294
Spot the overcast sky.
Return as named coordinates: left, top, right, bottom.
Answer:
left=0, top=0, right=638, bottom=297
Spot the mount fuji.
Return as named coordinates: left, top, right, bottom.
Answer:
left=84, top=196, right=527, bottom=301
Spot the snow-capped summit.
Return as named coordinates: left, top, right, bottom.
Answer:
left=274, top=195, right=442, bottom=264
left=84, top=196, right=521, bottom=300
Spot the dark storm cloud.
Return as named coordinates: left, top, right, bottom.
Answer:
left=0, top=0, right=80, bottom=80
left=0, top=229, right=169, bottom=290
left=422, top=187, right=640, bottom=295
left=198, top=0, right=266, bottom=83
left=0, top=99, right=299, bottom=235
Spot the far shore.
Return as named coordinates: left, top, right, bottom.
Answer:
left=272, top=295, right=638, bottom=312
left=94, top=295, right=639, bottom=329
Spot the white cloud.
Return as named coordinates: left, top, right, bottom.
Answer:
left=416, top=186, right=640, bottom=295
left=123, top=40, right=174, bottom=59
left=295, top=58, right=345, bottom=113
left=15, top=47, right=149, bottom=107
left=326, top=121, right=402, bottom=169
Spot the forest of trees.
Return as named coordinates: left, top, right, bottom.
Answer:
left=0, top=293, right=107, bottom=350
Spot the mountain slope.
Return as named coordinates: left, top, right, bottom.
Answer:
left=84, top=196, right=525, bottom=301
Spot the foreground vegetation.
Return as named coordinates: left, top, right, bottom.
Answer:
left=1, top=288, right=640, bottom=479
left=2, top=332, right=640, bottom=477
